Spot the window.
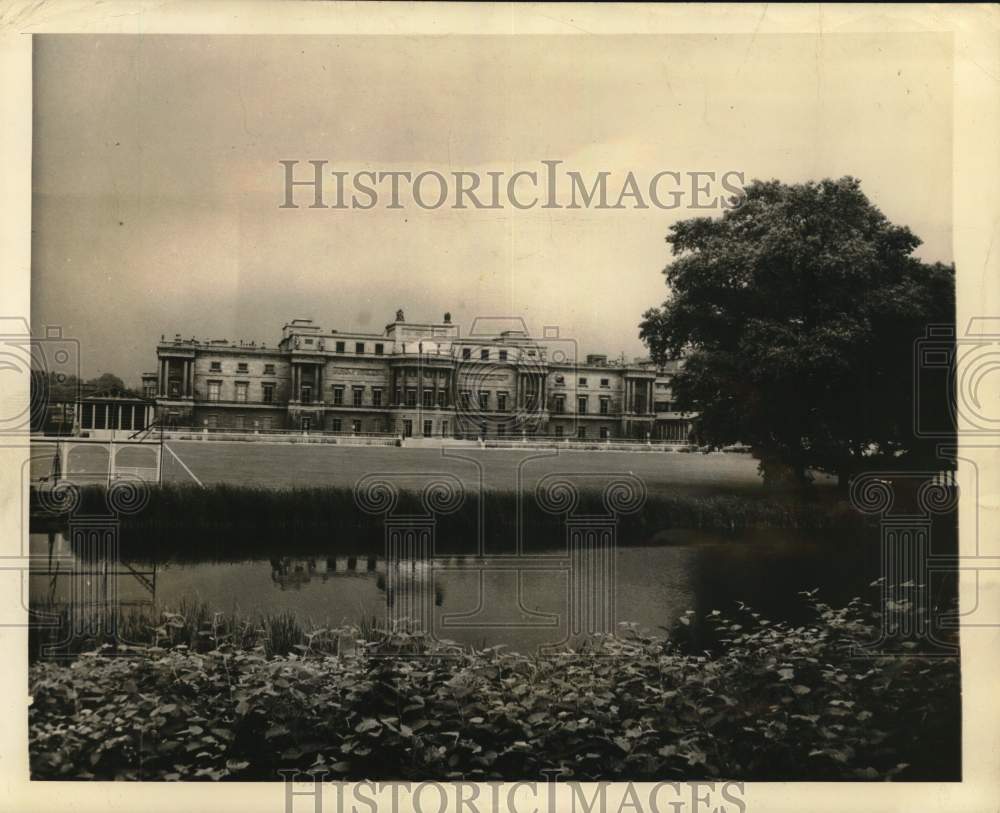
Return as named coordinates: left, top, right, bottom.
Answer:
left=577, top=426, right=586, bottom=439
left=462, top=348, right=471, bottom=360
left=333, top=386, right=344, bottom=406
left=375, top=343, right=384, bottom=355
left=554, top=425, right=564, bottom=437
left=423, top=420, right=433, bottom=436
left=480, top=349, right=489, bottom=360
left=554, top=396, right=565, bottom=414
left=497, top=424, right=506, bottom=437
left=264, top=363, right=275, bottom=375
left=579, top=377, right=588, bottom=387
left=235, top=382, right=248, bottom=403
left=304, top=338, right=314, bottom=346
left=599, top=397, right=609, bottom=415
left=599, top=427, right=609, bottom=439
left=207, top=414, right=218, bottom=429
left=437, top=390, right=447, bottom=408
left=422, top=390, right=433, bottom=408
left=352, top=419, right=362, bottom=433
left=600, top=378, right=609, bottom=388
left=406, top=389, right=417, bottom=407
left=301, top=385, right=313, bottom=404
left=403, top=419, right=413, bottom=437
left=142, top=382, right=156, bottom=398
left=394, top=388, right=401, bottom=406
left=497, top=393, right=507, bottom=412
left=208, top=381, right=221, bottom=402
left=331, top=418, right=342, bottom=432
left=335, top=341, right=345, bottom=353
left=237, top=362, right=248, bottom=373
left=352, top=387, right=364, bottom=407
left=461, top=391, right=472, bottom=409
left=499, top=350, right=508, bottom=361
left=260, top=417, right=272, bottom=430
left=578, top=396, right=587, bottom=414
left=372, top=389, right=383, bottom=407
left=441, top=420, right=448, bottom=437
left=233, top=416, right=245, bottom=430
left=355, top=342, right=365, bottom=354
left=262, top=383, right=275, bottom=404
left=301, top=417, right=311, bottom=431
left=210, top=361, right=222, bottom=372
left=478, top=391, right=489, bottom=411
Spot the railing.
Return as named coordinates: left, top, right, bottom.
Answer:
left=160, top=426, right=401, bottom=447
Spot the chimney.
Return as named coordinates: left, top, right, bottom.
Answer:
left=443, top=312, right=452, bottom=324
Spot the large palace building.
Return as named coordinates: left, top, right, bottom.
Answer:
left=144, top=311, right=693, bottom=442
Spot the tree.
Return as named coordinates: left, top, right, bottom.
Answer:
left=86, top=373, right=127, bottom=394
left=639, top=177, right=955, bottom=490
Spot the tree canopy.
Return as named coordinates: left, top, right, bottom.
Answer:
left=640, top=177, right=955, bottom=488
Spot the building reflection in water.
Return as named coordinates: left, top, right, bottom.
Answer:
left=267, top=554, right=445, bottom=608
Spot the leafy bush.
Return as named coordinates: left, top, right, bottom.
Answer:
left=29, top=595, right=958, bottom=781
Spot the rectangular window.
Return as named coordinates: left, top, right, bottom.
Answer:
left=403, top=419, right=413, bottom=438
left=599, top=427, right=609, bottom=439
left=210, top=361, right=222, bottom=372
left=406, top=389, right=417, bottom=407
left=264, top=363, right=275, bottom=375
left=478, top=391, right=489, bottom=411
left=304, top=338, right=314, bottom=346
left=108, top=407, right=119, bottom=429
left=81, top=403, right=94, bottom=429
left=331, top=418, right=342, bottom=432
left=352, top=387, right=364, bottom=407
left=462, top=348, right=471, bottom=360
left=497, top=424, right=506, bottom=437
left=600, top=378, right=609, bottom=388
left=301, top=385, right=312, bottom=404
left=599, top=397, right=609, bottom=415
left=578, top=396, right=587, bottom=414
left=207, top=414, right=218, bottom=429
left=394, top=388, right=401, bottom=406
left=335, top=341, right=345, bottom=353
left=143, top=383, right=156, bottom=398
left=579, top=377, right=588, bottom=387
left=461, top=391, right=472, bottom=409
left=375, top=343, right=384, bottom=355
left=237, top=362, right=248, bottom=373
left=372, top=389, right=383, bottom=407
left=441, top=420, right=448, bottom=437
left=353, top=419, right=362, bottom=433
left=437, top=390, right=447, bottom=408
left=233, top=416, right=245, bottom=430
left=422, top=390, right=433, bottom=408
left=554, top=424, right=564, bottom=437
left=262, top=383, right=275, bottom=403
left=355, top=342, right=365, bottom=354
left=577, top=426, right=586, bottom=439
left=554, top=396, right=565, bottom=414
left=235, top=382, right=248, bottom=403
left=333, top=386, right=344, bottom=406
left=480, top=349, right=489, bottom=361
left=423, top=420, right=433, bottom=436
left=208, top=381, right=221, bottom=402
left=497, top=393, right=507, bottom=412
left=499, top=350, right=508, bottom=361
left=260, top=417, right=272, bottom=430
left=134, top=408, right=146, bottom=431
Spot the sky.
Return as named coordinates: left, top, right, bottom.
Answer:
left=31, top=33, right=954, bottom=383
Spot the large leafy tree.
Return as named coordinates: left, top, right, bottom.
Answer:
left=640, top=177, right=955, bottom=489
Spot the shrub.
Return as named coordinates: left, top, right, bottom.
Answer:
left=29, top=595, right=959, bottom=781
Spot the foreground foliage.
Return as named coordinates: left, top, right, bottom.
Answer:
left=30, top=595, right=958, bottom=782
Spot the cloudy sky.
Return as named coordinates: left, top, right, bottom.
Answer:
left=32, top=33, right=953, bottom=383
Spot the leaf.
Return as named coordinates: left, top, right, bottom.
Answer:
left=791, top=685, right=811, bottom=695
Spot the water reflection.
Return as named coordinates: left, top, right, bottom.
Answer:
left=29, top=529, right=877, bottom=653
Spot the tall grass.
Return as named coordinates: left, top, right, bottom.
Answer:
left=42, top=483, right=873, bottom=563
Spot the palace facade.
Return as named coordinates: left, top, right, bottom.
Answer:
left=145, top=312, right=694, bottom=442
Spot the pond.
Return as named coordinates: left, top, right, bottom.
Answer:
left=29, top=528, right=883, bottom=653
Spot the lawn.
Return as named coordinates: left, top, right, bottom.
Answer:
left=161, top=442, right=814, bottom=497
